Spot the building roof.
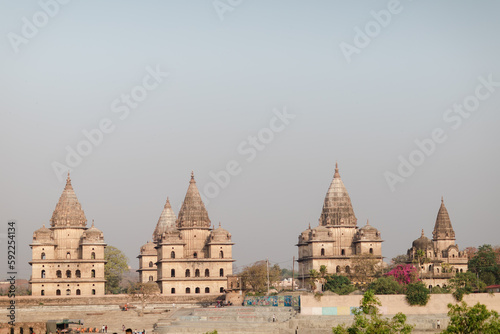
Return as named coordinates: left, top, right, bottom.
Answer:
left=210, top=222, right=232, bottom=243
left=140, top=240, right=157, bottom=255
left=153, top=197, right=177, bottom=242
left=50, top=173, right=87, bottom=228
left=33, top=224, right=54, bottom=243
left=319, top=163, right=357, bottom=227
left=82, top=220, right=104, bottom=242
left=177, top=172, right=211, bottom=229
left=355, top=220, right=382, bottom=241
left=412, top=229, right=433, bottom=250
left=432, top=197, right=455, bottom=240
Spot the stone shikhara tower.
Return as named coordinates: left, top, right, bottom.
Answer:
left=297, top=163, right=383, bottom=286
left=29, top=174, right=106, bottom=296
left=139, top=172, right=234, bottom=295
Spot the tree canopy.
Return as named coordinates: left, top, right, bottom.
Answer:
left=105, top=245, right=129, bottom=294
left=324, top=274, right=356, bottom=295
left=240, top=260, right=280, bottom=294
left=443, top=301, right=500, bottom=333
left=468, top=244, right=500, bottom=285
left=368, top=276, right=404, bottom=295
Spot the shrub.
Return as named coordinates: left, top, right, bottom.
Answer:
left=368, top=276, right=404, bottom=295
left=405, top=281, right=430, bottom=306
left=324, top=274, right=356, bottom=295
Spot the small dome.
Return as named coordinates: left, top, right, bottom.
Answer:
left=355, top=220, right=381, bottom=241
left=412, top=229, right=433, bottom=250
left=33, top=224, right=53, bottom=242
left=310, top=225, right=332, bottom=241
left=211, top=223, right=231, bottom=242
left=140, top=241, right=156, bottom=255
left=82, top=221, right=104, bottom=242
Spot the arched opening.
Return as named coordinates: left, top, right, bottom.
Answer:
left=205, top=269, right=210, bottom=277
left=66, top=270, right=71, bottom=278
left=56, top=270, right=62, bottom=278
left=429, top=265, right=432, bottom=271
left=220, top=287, right=224, bottom=293
left=41, top=270, right=46, bottom=278
left=186, top=287, right=191, bottom=294
left=92, top=289, right=96, bottom=295
left=91, top=269, right=95, bottom=278
left=171, top=269, right=175, bottom=277
left=219, top=250, right=224, bottom=259
left=195, top=269, right=200, bottom=277
left=171, top=288, right=175, bottom=294
left=149, top=261, right=153, bottom=268
left=219, top=268, right=224, bottom=277
left=341, top=249, right=346, bottom=256
left=56, top=289, right=61, bottom=296
left=76, top=289, right=81, bottom=295
left=205, top=287, right=210, bottom=293
left=429, top=285, right=432, bottom=290
left=149, top=276, right=154, bottom=282
left=66, top=252, right=71, bottom=259
left=171, top=251, right=175, bottom=259
left=66, top=289, right=71, bottom=295
left=75, top=270, right=81, bottom=278
left=10, top=327, right=14, bottom=334
left=321, top=248, right=325, bottom=256
left=41, top=290, right=45, bottom=296
left=41, top=252, right=46, bottom=260
left=193, top=252, right=198, bottom=259
left=336, top=265, right=340, bottom=273
left=195, top=287, right=200, bottom=294
left=460, top=268, right=463, bottom=273
left=29, top=328, right=33, bottom=334
left=20, top=328, right=24, bottom=334
left=437, top=268, right=440, bottom=273
left=345, top=266, right=350, bottom=274
left=369, top=248, right=373, bottom=254
left=185, top=269, right=190, bottom=277
left=91, top=252, right=96, bottom=260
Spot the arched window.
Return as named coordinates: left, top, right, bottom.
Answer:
left=205, top=269, right=210, bottom=277
left=66, top=289, right=71, bottom=295
left=321, top=248, right=325, bottom=256
left=56, top=289, right=61, bottom=296
left=341, top=249, right=346, bottom=256
left=41, top=252, right=46, bottom=260
left=149, top=261, right=154, bottom=268
left=205, top=287, right=210, bottom=293
left=66, top=252, right=71, bottom=259
left=336, top=266, right=340, bottom=273
left=66, top=270, right=71, bottom=278
left=195, top=287, right=200, bottom=294
left=231, top=282, right=234, bottom=289
left=75, top=270, right=81, bottom=278
left=460, top=268, right=463, bottom=273
left=193, top=252, right=198, bottom=259
left=76, top=289, right=81, bottom=295
left=219, top=268, right=224, bottom=277
left=185, top=269, right=190, bottom=277
left=429, top=265, right=432, bottom=271
left=91, top=252, right=96, bottom=260
left=219, top=250, right=224, bottom=259
left=369, top=248, right=373, bottom=254
left=41, top=270, right=46, bottom=278
left=91, top=269, right=95, bottom=278
left=220, top=287, right=224, bottom=293
left=148, top=275, right=153, bottom=281
left=56, top=270, right=62, bottom=278
left=186, top=287, right=191, bottom=294
left=437, top=268, right=440, bottom=273
left=195, top=269, right=200, bottom=277
left=171, top=269, right=175, bottom=277
left=171, top=288, right=175, bottom=294
left=91, top=289, right=96, bottom=295
left=41, top=290, right=45, bottom=296
left=345, top=266, right=350, bottom=274
left=171, top=251, right=175, bottom=259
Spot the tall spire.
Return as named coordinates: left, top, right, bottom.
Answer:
left=432, top=197, right=455, bottom=240
left=153, top=197, right=177, bottom=241
left=319, top=163, right=357, bottom=226
left=177, top=172, right=211, bottom=229
left=50, top=173, right=87, bottom=228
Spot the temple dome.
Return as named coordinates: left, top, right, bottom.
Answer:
left=432, top=198, right=455, bottom=240
left=153, top=197, right=177, bottom=242
left=412, top=229, right=433, bottom=250
left=177, top=172, right=211, bottom=229
left=33, top=224, right=53, bottom=243
left=82, top=221, right=104, bottom=242
left=355, top=220, right=381, bottom=241
left=319, top=163, right=357, bottom=227
left=50, top=173, right=87, bottom=228
left=210, top=223, right=232, bottom=242
left=140, top=240, right=157, bottom=255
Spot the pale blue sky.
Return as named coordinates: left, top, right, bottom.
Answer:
left=1, top=1, right=499, bottom=278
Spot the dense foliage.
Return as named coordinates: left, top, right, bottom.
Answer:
left=324, top=274, right=356, bottom=295
left=332, top=290, right=414, bottom=334
left=468, top=244, right=500, bottom=285
left=449, top=271, right=486, bottom=301
left=442, top=301, right=500, bottom=333
left=367, top=276, right=404, bottom=295
left=104, top=246, right=129, bottom=294
left=385, top=264, right=419, bottom=285
left=240, top=260, right=281, bottom=293
left=405, top=281, right=430, bottom=306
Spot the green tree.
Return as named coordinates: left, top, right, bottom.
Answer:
left=309, top=269, right=319, bottom=291
left=449, top=271, right=486, bottom=301
left=442, top=301, right=500, bottom=333
left=405, top=281, right=430, bottom=306
left=469, top=244, right=500, bottom=285
left=128, top=281, right=160, bottom=316
left=105, top=246, right=129, bottom=294
left=240, top=260, right=280, bottom=294
left=351, top=254, right=380, bottom=284
left=332, top=290, right=414, bottom=334
left=324, top=274, right=356, bottom=295
left=367, top=276, right=404, bottom=295
left=391, top=254, right=409, bottom=266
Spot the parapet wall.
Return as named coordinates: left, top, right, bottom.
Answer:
left=300, top=293, right=500, bottom=316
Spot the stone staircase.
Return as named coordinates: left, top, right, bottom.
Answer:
left=156, top=307, right=297, bottom=333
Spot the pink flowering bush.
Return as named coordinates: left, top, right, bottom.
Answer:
left=385, top=264, right=419, bottom=285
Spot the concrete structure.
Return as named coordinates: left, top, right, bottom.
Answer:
left=407, top=198, right=468, bottom=288
left=29, top=173, right=107, bottom=296
left=297, top=164, right=383, bottom=286
left=139, top=172, right=235, bottom=295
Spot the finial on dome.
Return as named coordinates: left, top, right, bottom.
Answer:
left=219, top=222, right=221, bottom=227
left=91, top=219, right=95, bottom=227
left=308, top=223, right=311, bottom=229
left=42, top=224, right=45, bottom=228
left=66, top=171, right=71, bottom=184
left=367, top=219, right=370, bottom=226
left=441, top=196, right=444, bottom=203
left=334, top=162, right=340, bottom=178
left=421, top=229, right=425, bottom=237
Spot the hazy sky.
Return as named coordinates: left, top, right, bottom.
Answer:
left=1, top=1, right=499, bottom=279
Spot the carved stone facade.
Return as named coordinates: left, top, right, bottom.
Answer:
left=297, top=164, right=383, bottom=286
left=138, top=172, right=234, bottom=295
left=29, top=174, right=106, bottom=296
left=407, top=198, right=468, bottom=288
